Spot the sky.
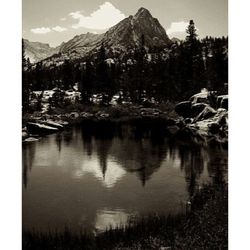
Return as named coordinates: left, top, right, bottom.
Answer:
left=22, top=0, right=228, bottom=47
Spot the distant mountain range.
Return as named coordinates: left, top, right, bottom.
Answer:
left=23, top=39, right=60, bottom=63
left=23, top=7, right=174, bottom=64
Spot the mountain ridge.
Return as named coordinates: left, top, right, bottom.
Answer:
left=23, top=7, right=171, bottom=64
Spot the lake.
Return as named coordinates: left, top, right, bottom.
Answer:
left=22, top=122, right=227, bottom=233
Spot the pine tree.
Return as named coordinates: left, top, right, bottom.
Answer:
left=22, top=39, right=30, bottom=112
left=186, top=20, right=198, bottom=44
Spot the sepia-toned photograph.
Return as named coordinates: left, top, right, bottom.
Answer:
left=22, top=1, right=228, bottom=249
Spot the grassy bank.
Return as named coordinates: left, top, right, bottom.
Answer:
left=23, top=183, right=228, bottom=250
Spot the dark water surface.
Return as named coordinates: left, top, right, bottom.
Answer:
left=22, top=123, right=227, bottom=233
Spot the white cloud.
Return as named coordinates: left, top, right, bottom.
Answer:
left=30, top=27, right=51, bottom=34
left=52, top=26, right=67, bottom=32
left=167, top=21, right=189, bottom=35
left=69, top=2, right=126, bottom=30
left=60, top=17, right=66, bottom=21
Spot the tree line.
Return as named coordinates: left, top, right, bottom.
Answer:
left=22, top=20, right=228, bottom=111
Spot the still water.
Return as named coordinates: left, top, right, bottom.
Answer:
left=22, top=123, right=227, bottom=233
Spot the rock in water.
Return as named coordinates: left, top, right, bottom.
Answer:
left=26, top=122, right=58, bottom=135
left=24, top=137, right=39, bottom=142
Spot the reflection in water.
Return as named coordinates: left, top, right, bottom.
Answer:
left=55, top=133, right=62, bottom=152
left=73, top=157, right=126, bottom=188
left=95, top=209, right=130, bottom=231
left=179, top=145, right=206, bottom=197
left=22, top=143, right=36, bottom=189
left=22, top=123, right=227, bottom=232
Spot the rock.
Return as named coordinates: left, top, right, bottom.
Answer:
left=26, top=122, right=58, bottom=135
left=22, top=131, right=29, bottom=140
left=176, top=119, right=186, bottom=128
left=191, top=103, right=207, bottom=117
left=24, top=137, right=39, bottom=142
left=140, top=108, right=161, bottom=117
left=221, top=96, right=228, bottom=110
left=208, top=123, right=220, bottom=134
left=167, top=125, right=180, bottom=135
left=96, top=111, right=110, bottom=119
left=142, top=99, right=154, bottom=108
left=40, top=120, right=64, bottom=130
left=70, top=112, right=79, bottom=118
left=80, top=112, right=94, bottom=118
left=165, top=118, right=176, bottom=126
left=99, top=113, right=110, bottom=118
left=195, top=106, right=217, bottom=121
left=175, top=101, right=192, bottom=118
left=184, top=118, right=193, bottom=124
left=189, top=89, right=210, bottom=104
left=217, top=95, right=228, bottom=110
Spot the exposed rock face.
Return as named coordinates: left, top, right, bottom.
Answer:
left=102, top=7, right=171, bottom=50
left=23, top=39, right=60, bottom=63
left=59, top=33, right=104, bottom=56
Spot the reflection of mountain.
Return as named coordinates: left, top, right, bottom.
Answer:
left=108, top=138, right=167, bottom=186
left=73, top=156, right=126, bottom=188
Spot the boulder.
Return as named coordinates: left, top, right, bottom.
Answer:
left=22, top=131, right=29, bottom=140
left=80, top=112, right=94, bottom=118
left=175, top=101, right=192, bottom=118
left=24, top=137, right=39, bottom=143
left=195, top=106, right=217, bottom=121
left=70, top=112, right=79, bottom=118
left=165, top=118, right=176, bottom=126
left=140, top=108, right=161, bottom=117
left=191, top=103, right=207, bottom=117
left=184, top=118, right=194, bottom=124
left=189, top=89, right=210, bottom=104
left=221, top=96, right=228, bottom=110
left=40, top=120, right=64, bottom=130
left=176, top=119, right=186, bottom=128
left=216, top=108, right=228, bottom=126
left=167, top=125, right=180, bottom=135
left=208, top=122, right=220, bottom=134
left=26, top=122, right=58, bottom=135
left=217, top=95, right=228, bottom=110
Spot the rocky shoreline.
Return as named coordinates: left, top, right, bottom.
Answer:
left=22, top=90, right=228, bottom=147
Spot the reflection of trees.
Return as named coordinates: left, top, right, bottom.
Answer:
left=63, top=128, right=74, bottom=145
left=207, top=148, right=228, bottom=186
left=22, top=143, right=36, bottom=188
left=81, top=127, right=93, bottom=157
left=95, top=138, right=113, bottom=179
left=81, top=122, right=115, bottom=179
left=55, top=133, right=62, bottom=152
left=178, top=145, right=205, bottom=197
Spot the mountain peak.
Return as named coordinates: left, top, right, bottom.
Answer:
left=135, top=7, right=152, bottom=18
